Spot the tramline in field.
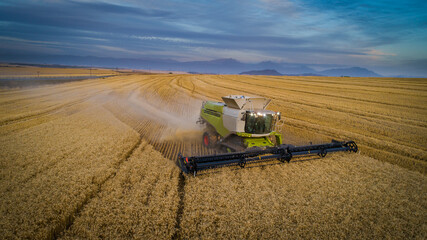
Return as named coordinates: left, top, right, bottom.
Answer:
left=178, top=95, right=358, bottom=175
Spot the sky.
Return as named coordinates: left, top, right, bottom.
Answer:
left=0, top=0, right=426, bottom=76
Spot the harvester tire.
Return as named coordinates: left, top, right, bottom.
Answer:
left=203, top=132, right=217, bottom=148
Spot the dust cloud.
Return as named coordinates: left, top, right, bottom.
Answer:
left=127, top=90, right=204, bottom=141
left=14, top=76, right=206, bottom=144
left=87, top=86, right=205, bottom=142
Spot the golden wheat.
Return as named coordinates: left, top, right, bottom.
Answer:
left=0, top=72, right=425, bottom=239
left=181, top=153, right=426, bottom=239
left=59, top=143, right=180, bottom=239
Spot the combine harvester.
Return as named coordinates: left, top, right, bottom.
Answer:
left=178, top=95, right=357, bottom=175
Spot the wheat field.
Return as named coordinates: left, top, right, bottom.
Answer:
left=0, top=72, right=426, bottom=239
left=0, top=64, right=117, bottom=78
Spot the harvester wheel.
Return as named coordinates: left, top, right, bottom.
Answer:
left=318, top=148, right=327, bottom=158
left=203, top=132, right=217, bottom=148
left=203, top=132, right=210, bottom=147
left=346, top=141, right=358, bottom=153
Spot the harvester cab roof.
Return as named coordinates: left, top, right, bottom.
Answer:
left=221, top=95, right=271, bottom=110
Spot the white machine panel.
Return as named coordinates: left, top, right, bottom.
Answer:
left=223, top=107, right=245, bottom=133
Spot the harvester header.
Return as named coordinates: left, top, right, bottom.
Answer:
left=179, top=140, right=357, bottom=175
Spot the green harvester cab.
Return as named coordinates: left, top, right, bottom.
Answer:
left=199, top=95, right=282, bottom=152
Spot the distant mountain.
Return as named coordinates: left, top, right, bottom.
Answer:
left=182, top=58, right=247, bottom=74
left=318, top=67, right=382, bottom=77
left=0, top=53, right=384, bottom=77
left=240, top=69, right=326, bottom=77
left=254, top=61, right=316, bottom=74
left=240, top=69, right=283, bottom=76
left=284, top=73, right=325, bottom=76
left=206, top=58, right=241, bottom=64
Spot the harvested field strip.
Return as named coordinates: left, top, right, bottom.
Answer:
left=228, top=77, right=426, bottom=110
left=0, top=101, right=87, bottom=136
left=0, top=75, right=137, bottom=111
left=0, top=75, right=154, bottom=129
left=265, top=78, right=426, bottom=97
left=0, top=95, right=93, bottom=126
left=241, top=75, right=427, bottom=102
left=0, top=76, right=117, bottom=104
left=0, top=88, right=101, bottom=124
left=263, top=75, right=427, bottom=91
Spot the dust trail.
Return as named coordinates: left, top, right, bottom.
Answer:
left=83, top=79, right=206, bottom=144
left=124, top=88, right=204, bottom=141
left=78, top=76, right=213, bottom=160
left=127, top=91, right=199, bottom=130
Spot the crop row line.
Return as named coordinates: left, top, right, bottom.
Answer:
left=52, top=137, right=145, bottom=239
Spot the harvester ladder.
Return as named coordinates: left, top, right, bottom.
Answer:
left=275, top=119, right=284, bottom=133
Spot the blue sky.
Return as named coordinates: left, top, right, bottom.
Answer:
left=0, top=0, right=426, bottom=76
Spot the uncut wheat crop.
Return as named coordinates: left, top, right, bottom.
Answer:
left=0, top=70, right=426, bottom=239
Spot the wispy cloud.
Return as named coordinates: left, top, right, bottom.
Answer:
left=95, top=45, right=136, bottom=54
left=365, top=49, right=396, bottom=57
left=0, top=36, right=62, bottom=45
left=259, top=0, right=297, bottom=15
left=130, top=35, right=201, bottom=44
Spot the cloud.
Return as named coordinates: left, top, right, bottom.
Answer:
left=0, top=0, right=425, bottom=76
left=95, top=45, right=137, bottom=54
left=130, top=35, right=201, bottom=44
left=259, top=0, right=297, bottom=15
left=68, top=0, right=172, bottom=17
left=365, top=49, right=396, bottom=57
left=77, top=36, right=108, bottom=42
left=0, top=36, right=62, bottom=45
left=302, top=0, right=427, bottom=35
